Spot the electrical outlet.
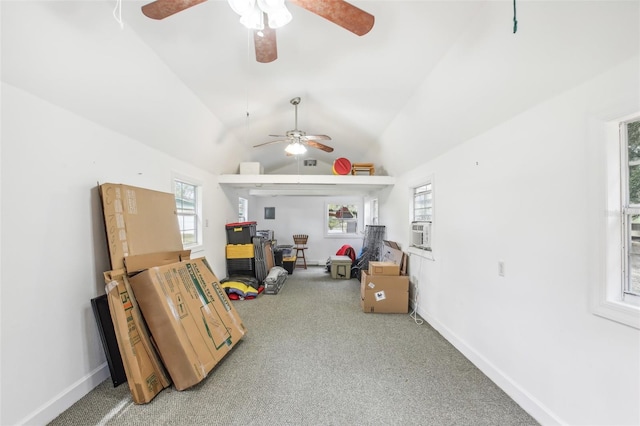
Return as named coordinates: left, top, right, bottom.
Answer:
left=498, top=260, right=505, bottom=277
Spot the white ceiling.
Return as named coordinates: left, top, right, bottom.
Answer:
left=118, top=0, right=486, bottom=172
left=3, top=1, right=637, bottom=175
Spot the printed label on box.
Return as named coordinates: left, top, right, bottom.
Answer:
left=375, top=290, right=386, bottom=301
left=126, top=189, right=138, bottom=214
left=368, top=282, right=376, bottom=289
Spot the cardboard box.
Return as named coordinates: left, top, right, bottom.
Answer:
left=99, top=183, right=183, bottom=270
left=239, top=162, right=263, bottom=174
left=330, top=255, right=352, bottom=279
left=128, top=257, right=247, bottom=391
left=104, top=269, right=171, bottom=403
left=368, top=261, right=400, bottom=276
left=124, top=250, right=191, bottom=275
left=360, top=271, right=409, bottom=313
left=381, top=241, right=408, bottom=276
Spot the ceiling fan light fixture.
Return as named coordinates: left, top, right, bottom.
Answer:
left=238, top=5, right=264, bottom=30
left=256, top=0, right=285, bottom=13
left=227, top=0, right=255, bottom=16
left=285, top=142, right=307, bottom=155
left=267, top=7, right=292, bottom=29
left=229, top=0, right=291, bottom=30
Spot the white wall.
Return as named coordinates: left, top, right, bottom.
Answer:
left=0, top=2, right=249, bottom=422
left=379, top=1, right=640, bottom=177
left=380, top=58, right=640, bottom=425
left=0, top=86, right=238, bottom=425
left=246, top=195, right=365, bottom=265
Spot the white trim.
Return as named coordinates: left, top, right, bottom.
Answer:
left=413, top=304, right=564, bottom=426
left=19, top=363, right=110, bottom=425
left=407, top=246, right=435, bottom=261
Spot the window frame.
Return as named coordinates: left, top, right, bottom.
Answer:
left=408, top=177, right=435, bottom=260
left=325, top=201, right=360, bottom=238
left=238, top=197, right=248, bottom=222
left=173, top=176, right=203, bottom=251
left=594, top=116, right=640, bottom=329
left=620, top=117, right=640, bottom=300
left=413, top=183, right=433, bottom=222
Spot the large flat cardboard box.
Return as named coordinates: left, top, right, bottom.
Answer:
left=99, top=183, right=183, bottom=270
left=361, top=271, right=409, bottom=313
left=381, top=241, right=407, bottom=275
left=368, top=261, right=400, bottom=276
left=129, top=257, right=247, bottom=390
left=104, top=269, right=171, bottom=403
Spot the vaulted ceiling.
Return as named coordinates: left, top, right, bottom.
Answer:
left=121, top=0, right=486, bottom=173
left=3, top=1, right=637, bottom=176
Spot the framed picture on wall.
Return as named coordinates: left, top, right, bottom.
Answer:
left=264, top=207, right=276, bottom=220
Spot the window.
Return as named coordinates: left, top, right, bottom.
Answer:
left=326, top=203, right=358, bottom=236
left=364, top=197, right=378, bottom=226
left=409, top=180, right=434, bottom=258
left=174, top=179, right=201, bottom=247
left=595, top=116, right=640, bottom=329
left=238, top=197, right=248, bottom=222
left=621, top=117, right=640, bottom=298
left=413, top=183, right=433, bottom=222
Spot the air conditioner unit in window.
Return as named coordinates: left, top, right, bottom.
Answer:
left=410, top=221, right=431, bottom=250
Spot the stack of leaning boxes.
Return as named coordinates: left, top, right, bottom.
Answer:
left=225, top=221, right=257, bottom=277
left=360, top=261, right=410, bottom=313
left=99, top=183, right=247, bottom=403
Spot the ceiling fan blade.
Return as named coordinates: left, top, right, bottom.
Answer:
left=289, top=0, right=374, bottom=36
left=268, top=134, right=287, bottom=138
left=254, top=140, right=288, bottom=148
left=141, top=0, right=207, bottom=20
left=303, top=134, right=332, bottom=141
left=254, top=19, right=278, bottom=63
left=306, top=140, right=334, bottom=153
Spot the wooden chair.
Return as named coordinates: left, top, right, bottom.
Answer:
left=293, top=234, right=308, bottom=269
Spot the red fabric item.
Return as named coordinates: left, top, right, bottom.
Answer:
left=336, top=244, right=356, bottom=263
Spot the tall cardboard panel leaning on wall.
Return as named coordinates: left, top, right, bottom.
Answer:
left=104, top=269, right=171, bottom=403
left=98, top=183, right=183, bottom=270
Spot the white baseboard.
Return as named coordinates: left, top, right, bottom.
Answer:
left=412, top=303, right=564, bottom=426
left=19, top=363, right=110, bottom=425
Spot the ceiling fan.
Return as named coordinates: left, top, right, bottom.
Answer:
left=140, top=0, right=375, bottom=63
left=253, top=97, right=334, bottom=156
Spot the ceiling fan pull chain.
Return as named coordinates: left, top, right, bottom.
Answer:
left=113, top=0, right=124, bottom=28
left=513, top=0, right=518, bottom=33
